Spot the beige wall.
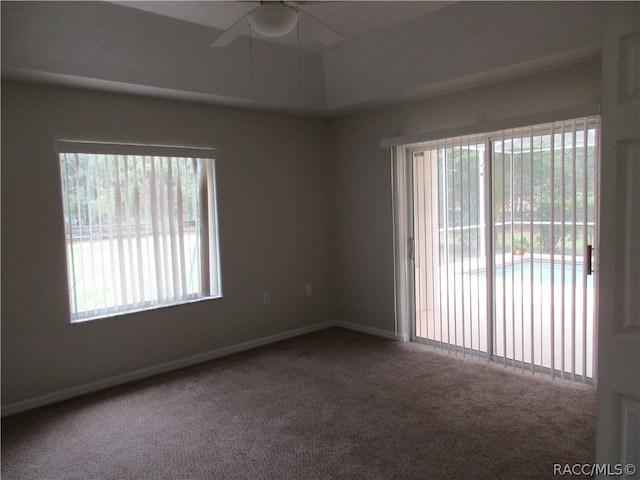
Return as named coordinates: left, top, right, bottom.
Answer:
left=1, top=82, right=332, bottom=405
left=329, top=59, right=601, bottom=333
left=1, top=59, right=601, bottom=408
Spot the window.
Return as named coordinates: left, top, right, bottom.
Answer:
left=58, top=142, right=221, bottom=322
left=410, top=116, right=599, bottom=380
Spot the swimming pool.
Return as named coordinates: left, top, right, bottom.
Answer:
left=472, top=260, right=593, bottom=285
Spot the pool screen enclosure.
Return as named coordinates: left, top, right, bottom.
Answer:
left=410, top=116, right=599, bottom=382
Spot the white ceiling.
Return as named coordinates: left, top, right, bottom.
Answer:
left=110, top=1, right=453, bottom=52
left=1, top=1, right=610, bottom=116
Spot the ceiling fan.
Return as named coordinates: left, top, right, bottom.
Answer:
left=210, top=1, right=343, bottom=48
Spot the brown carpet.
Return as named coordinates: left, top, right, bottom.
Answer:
left=2, top=327, right=596, bottom=480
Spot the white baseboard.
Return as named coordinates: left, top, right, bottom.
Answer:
left=1, top=320, right=333, bottom=417
left=1, top=319, right=403, bottom=417
left=332, top=319, right=407, bottom=342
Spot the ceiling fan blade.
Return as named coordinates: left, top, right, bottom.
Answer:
left=294, top=5, right=343, bottom=46
left=210, top=13, right=251, bottom=47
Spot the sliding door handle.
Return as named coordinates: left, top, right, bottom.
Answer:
left=586, top=245, right=593, bottom=275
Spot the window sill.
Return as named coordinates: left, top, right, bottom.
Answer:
left=70, top=294, right=223, bottom=324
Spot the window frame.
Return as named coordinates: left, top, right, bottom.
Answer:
left=57, top=141, right=222, bottom=323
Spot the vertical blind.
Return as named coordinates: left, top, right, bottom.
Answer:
left=412, top=134, right=487, bottom=356
left=58, top=142, right=220, bottom=321
left=411, top=116, right=599, bottom=382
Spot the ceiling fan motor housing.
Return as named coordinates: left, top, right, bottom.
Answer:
left=248, top=3, right=298, bottom=37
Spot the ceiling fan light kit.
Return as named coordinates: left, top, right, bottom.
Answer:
left=249, top=3, right=298, bottom=38
left=210, top=1, right=342, bottom=48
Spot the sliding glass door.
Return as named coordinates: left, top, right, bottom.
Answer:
left=411, top=117, right=599, bottom=381
left=412, top=137, right=488, bottom=355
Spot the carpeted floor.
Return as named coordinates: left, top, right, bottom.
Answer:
left=2, top=327, right=596, bottom=479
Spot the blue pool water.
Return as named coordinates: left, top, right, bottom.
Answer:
left=473, top=260, right=593, bottom=285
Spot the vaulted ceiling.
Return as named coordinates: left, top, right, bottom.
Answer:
left=112, top=1, right=453, bottom=52
left=1, top=1, right=610, bottom=116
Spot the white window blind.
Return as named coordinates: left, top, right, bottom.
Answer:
left=408, top=115, right=599, bottom=382
left=381, top=104, right=600, bottom=149
left=58, top=142, right=221, bottom=322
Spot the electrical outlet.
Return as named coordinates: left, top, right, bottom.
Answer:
left=263, top=291, right=271, bottom=305
left=305, top=284, right=313, bottom=296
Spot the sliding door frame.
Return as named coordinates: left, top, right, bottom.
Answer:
left=405, top=137, right=495, bottom=361
left=398, top=117, right=600, bottom=382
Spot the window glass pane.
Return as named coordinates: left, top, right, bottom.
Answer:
left=410, top=115, right=599, bottom=381
left=59, top=149, right=221, bottom=322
